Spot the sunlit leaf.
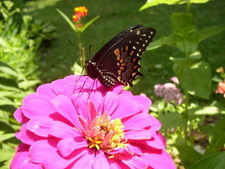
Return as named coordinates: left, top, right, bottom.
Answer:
left=81, top=15, right=100, bottom=32
left=0, top=133, right=15, bottom=142
left=139, top=0, right=180, bottom=11
left=194, top=25, right=225, bottom=43
left=57, top=8, right=77, bottom=32
left=0, top=61, right=19, bottom=78
left=176, top=145, right=203, bottom=167
left=158, top=112, right=186, bottom=129
left=189, top=151, right=225, bottom=169
left=139, top=0, right=209, bottom=11
left=172, top=57, right=211, bottom=99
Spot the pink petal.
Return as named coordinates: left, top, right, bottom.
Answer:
left=148, top=115, right=161, bottom=132
left=122, top=155, right=148, bottom=169
left=112, top=95, right=143, bottom=120
left=11, top=144, right=42, bottom=169
left=72, top=92, right=89, bottom=119
left=93, top=151, right=110, bottom=169
left=51, top=95, right=80, bottom=128
left=26, top=116, right=53, bottom=137
left=36, top=83, right=56, bottom=99
left=145, top=132, right=166, bottom=150
left=21, top=94, right=56, bottom=119
left=14, top=107, right=29, bottom=123
left=16, top=124, right=44, bottom=145
left=133, top=94, right=152, bottom=114
left=42, top=147, right=88, bottom=169
left=29, top=139, right=57, bottom=163
left=125, top=129, right=151, bottom=140
left=143, top=151, right=176, bottom=169
left=87, top=100, right=98, bottom=122
left=123, top=113, right=153, bottom=130
left=101, top=92, right=119, bottom=116
left=78, top=115, right=88, bottom=132
left=57, top=137, right=87, bottom=157
left=49, top=121, right=80, bottom=139
left=69, top=148, right=95, bottom=168
left=126, top=144, right=142, bottom=155
left=108, top=158, right=130, bottom=169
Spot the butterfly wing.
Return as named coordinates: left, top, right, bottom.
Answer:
left=92, top=25, right=156, bottom=86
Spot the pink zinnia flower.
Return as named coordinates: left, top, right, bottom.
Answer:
left=11, top=75, right=175, bottom=169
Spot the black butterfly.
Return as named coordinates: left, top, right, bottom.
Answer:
left=85, top=25, right=156, bottom=88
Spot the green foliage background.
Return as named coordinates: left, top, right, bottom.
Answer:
left=0, top=0, right=225, bottom=168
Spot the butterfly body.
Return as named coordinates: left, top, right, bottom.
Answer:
left=85, top=25, right=156, bottom=88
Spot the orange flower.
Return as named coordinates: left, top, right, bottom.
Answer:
left=74, top=6, right=88, bottom=17
left=216, top=80, right=225, bottom=97
left=72, top=14, right=81, bottom=22
left=216, top=67, right=224, bottom=73
left=72, top=6, right=88, bottom=23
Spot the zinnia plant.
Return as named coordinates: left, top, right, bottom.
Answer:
left=11, top=75, right=175, bottom=169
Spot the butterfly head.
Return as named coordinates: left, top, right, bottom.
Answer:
left=85, top=60, right=99, bottom=79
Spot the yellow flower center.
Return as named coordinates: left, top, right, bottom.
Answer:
left=86, top=113, right=126, bottom=151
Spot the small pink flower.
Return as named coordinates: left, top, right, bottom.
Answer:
left=154, top=82, right=183, bottom=105
left=11, top=75, right=175, bottom=169
left=216, top=80, right=225, bottom=97
left=170, top=77, right=179, bottom=84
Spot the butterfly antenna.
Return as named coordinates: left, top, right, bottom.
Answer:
left=87, top=78, right=97, bottom=100
left=77, top=75, right=90, bottom=97
left=68, top=39, right=87, bottom=57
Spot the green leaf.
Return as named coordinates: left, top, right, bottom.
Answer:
left=175, top=35, right=198, bottom=54
left=139, top=0, right=180, bottom=11
left=189, top=151, right=225, bottom=169
left=158, top=112, right=186, bottom=129
left=18, top=79, right=40, bottom=89
left=170, top=13, right=198, bottom=54
left=194, top=25, right=225, bottom=43
left=81, top=15, right=100, bottom=32
left=201, top=117, right=225, bottom=154
left=0, top=61, right=19, bottom=78
left=57, top=8, right=77, bottom=32
left=0, top=97, right=15, bottom=106
left=171, top=13, right=196, bottom=33
left=172, top=57, right=211, bottom=99
left=176, top=145, right=202, bottom=167
left=0, top=144, right=15, bottom=163
left=189, top=0, right=210, bottom=3
left=139, top=0, right=209, bottom=11
left=189, top=106, right=219, bottom=115
left=147, top=35, right=177, bottom=50
left=0, top=133, right=15, bottom=142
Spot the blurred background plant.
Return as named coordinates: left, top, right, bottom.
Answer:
left=57, top=6, right=99, bottom=74
left=141, top=0, right=225, bottom=168
left=0, top=1, right=55, bottom=168
left=0, top=0, right=225, bottom=168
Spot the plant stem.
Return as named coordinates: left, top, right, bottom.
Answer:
left=186, top=0, right=191, bottom=12
left=78, top=42, right=85, bottom=67
left=76, top=33, right=85, bottom=67
left=184, top=91, right=189, bottom=144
